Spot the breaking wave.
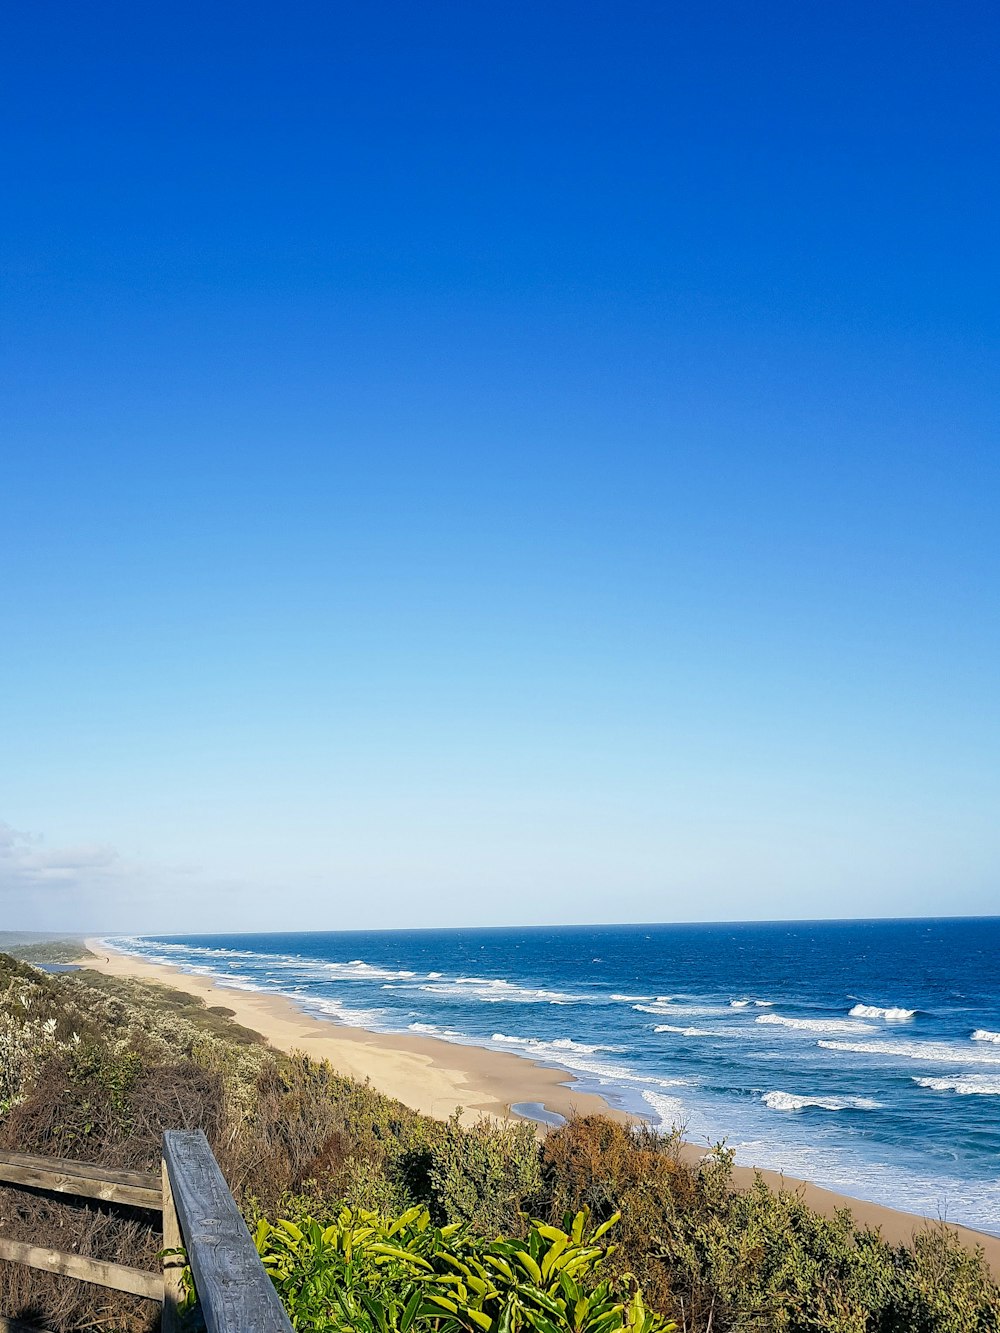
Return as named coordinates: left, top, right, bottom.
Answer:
left=380, top=978, right=587, bottom=1004
left=756, top=1014, right=876, bottom=1035
left=913, top=1075, right=1000, bottom=1095
left=491, top=1034, right=624, bottom=1055
left=819, top=1039, right=1000, bottom=1065
left=297, top=994, right=391, bottom=1029
left=762, top=1091, right=882, bottom=1112
left=849, top=1004, right=915, bottom=1021
left=971, top=1029, right=1000, bottom=1044
left=641, top=1089, right=687, bottom=1130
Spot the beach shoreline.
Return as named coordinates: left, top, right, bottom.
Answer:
left=81, top=939, right=624, bottom=1129
left=80, top=938, right=1000, bottom=1271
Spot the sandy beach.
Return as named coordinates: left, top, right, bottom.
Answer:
left=81, top=940, right=621, bottom=1127
left=81, top=939, right=1000, bottom=1271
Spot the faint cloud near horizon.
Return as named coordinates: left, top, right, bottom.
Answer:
left=0, top=819, right=149, bottom=931
left=0, top=821, right=122, bottom=884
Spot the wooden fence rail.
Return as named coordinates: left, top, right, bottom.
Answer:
left=0, top=1133, right=293, bottom=1333
left=162, top=1130, right=293, bottom=1333
left=0, top=1150, right=162, bottom=1210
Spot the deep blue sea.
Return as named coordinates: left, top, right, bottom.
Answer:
left=106, top=920, right=1000, bottom=1233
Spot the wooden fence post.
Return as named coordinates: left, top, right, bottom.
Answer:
left=161, top=1152, right=184, bottom=1333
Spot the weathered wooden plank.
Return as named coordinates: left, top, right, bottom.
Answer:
left=163, top=1130, right=293, bottom=1333
left=0, top=1238, right=162, bottom=1301
left=0, top=1158, right=161, bottom=1210
left=161, top=1154, right=184, bottom=1333
left=0, top=1151, right=160, bottom=1194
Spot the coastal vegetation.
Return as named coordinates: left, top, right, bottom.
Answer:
left=253, top=1205, right=672, bottom=1333
left=1, top=952, right=997, bottom=1333
left=0, top=938, right=91, bottom=966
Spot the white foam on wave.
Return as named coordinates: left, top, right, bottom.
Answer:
left=971, top=1029, right=1000, bottom=1044
left=820, top=1038, right=1000, bottom=1065
left=400, top=978, right=587, bottom=1005
left=641, top=1089, right=686, bottom=1130
left=491, top=1033, right=623, bottom=1055
left=849, top=1004, right=915, bottom=1021
left=654, top=1023, right=721, bottom=1037
left=488, top=1032, right=696, bottom=1098
left=762, top=1090, right=882, bottom=1112
left=610, top=993, right=651, bottom=1002
left=729, top=1134, right=1000, bottom=1236
left=324, top=961, right=418, bottom=980
left=296, top=994, right=390, bottom=1030
left=730, top=999, right=774, bottom=1009
left=407, top=1021, right=467, bottom=1041
left=914, top=1075, right=1000, bottom=1095
left=756, top=1014, right=876, bottom=1035
left=634, top=1001, right=730, bottom=1018
left=106, top=936, right=426, bottom=984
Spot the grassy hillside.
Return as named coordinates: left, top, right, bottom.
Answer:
left=0, top=953, right=997, bottom=1333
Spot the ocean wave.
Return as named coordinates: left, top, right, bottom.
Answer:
left=762, top=1090, right=882, bottom=1112
left=491, top=1033, right=624, bottom=1055
left=848, top=1004, right=915, bottom=1021
left=819, top=1038, right=1000, bottom=1065
left=610, top=993, right=651, bottom=1002
left=641, top=1089, right=686, bottom=1130
left=730, top=999, right=774, bottom=1008
left=297, top=995, right=390, bottom=1030
left=971, top=1029, right=1000, bottom=1044
left=913, top=1075, right=1000, bottom=1095
left=327, top=961, right=417, bottom=979
left=633, top=1001, right=729, bottom=1018
left=756, top=1014, right=876, bottom=1035
left=410, top=979, right=587, bottom=1005
left=107, top=937, right=424, bottom=983
left=488, top=1032, right=694, bottom=1096
left=407, top=1021, right=466, bottom=1041
left=653, top=1024, right=717, bottom=1037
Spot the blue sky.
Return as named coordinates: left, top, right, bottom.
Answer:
left=2, top=2, right=998, bottom=931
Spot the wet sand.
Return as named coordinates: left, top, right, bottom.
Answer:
left=81, top=939, right=1000, bottom=1271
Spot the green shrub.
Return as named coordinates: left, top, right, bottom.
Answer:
left=539, top=1117, right=1000, bottom=1332
left=430, top=1112, right=543, bottom=1233
left=255, top=1203, right=676, bottom=1333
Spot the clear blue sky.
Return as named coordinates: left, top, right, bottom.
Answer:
left=2, top=2, right=998, bottom=932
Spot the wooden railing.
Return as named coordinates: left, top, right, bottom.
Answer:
left=0, top=1130, right=293, bottom=1333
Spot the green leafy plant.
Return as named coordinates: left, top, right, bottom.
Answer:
left=254, top=1203, right=676, bottom=1333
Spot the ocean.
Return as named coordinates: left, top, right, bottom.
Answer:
left=105, top=919, right=1000, bottom=1234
